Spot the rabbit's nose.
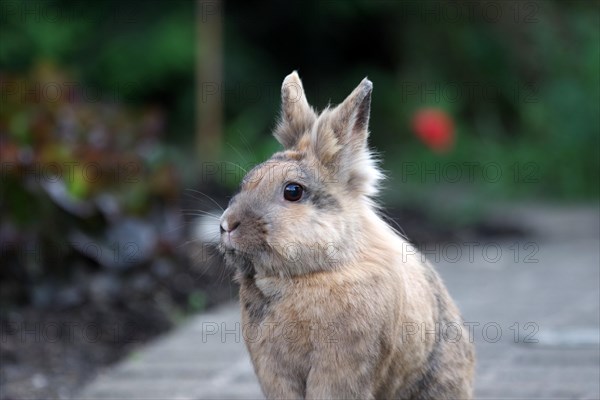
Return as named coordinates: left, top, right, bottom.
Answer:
left=220, top=219, right=240, bottom=234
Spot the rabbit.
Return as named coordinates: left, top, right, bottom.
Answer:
left=213, top=71, right=475, bottom=399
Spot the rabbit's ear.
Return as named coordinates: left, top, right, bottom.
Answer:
left=274, top=71, right=317, bottom=149
left=312, top=78, right=381, bottom=196
left=333, top=77, right=372, bottom=147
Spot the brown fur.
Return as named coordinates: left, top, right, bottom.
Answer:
left=218, top=72, right=475, bottom=399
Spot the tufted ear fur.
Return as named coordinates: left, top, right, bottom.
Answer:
left=273, top=71, right=317, bottom=149
left=311, top=78, right=382, bottom=197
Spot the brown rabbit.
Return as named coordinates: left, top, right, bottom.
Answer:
left=215, top=72, right=475, bottom=399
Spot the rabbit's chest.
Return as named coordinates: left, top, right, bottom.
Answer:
left=240, top=275, right=340, bottom=342
left=239, top=277, right=319, bottom=380
left=241, top=275, right=332, bottom=324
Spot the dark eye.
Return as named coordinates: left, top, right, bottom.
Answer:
left=284, top=183, right=304, bottom=201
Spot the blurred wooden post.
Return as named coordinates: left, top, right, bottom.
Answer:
left=196, top=0, right=223, bottom=164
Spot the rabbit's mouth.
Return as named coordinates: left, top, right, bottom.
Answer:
left=221, top=246, right=256, bottom=278
left=219, top=229, right=266, bottom=257
left=221, top=230, right=236, bottom=249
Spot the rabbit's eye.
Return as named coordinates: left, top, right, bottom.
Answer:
left=284, top=183, right=303, bottom=201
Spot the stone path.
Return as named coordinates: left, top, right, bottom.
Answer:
left=79, top=205, right=600, bottom=399
left=80, top=302, right=261, bottom=399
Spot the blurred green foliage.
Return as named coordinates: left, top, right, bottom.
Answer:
left=222, top=0, right=599, bottom=200
left=2, top=0, right=597, bottom=200
left=1, top=0, right=196, bottom=140
left=0, top=0, right=200, bottom=310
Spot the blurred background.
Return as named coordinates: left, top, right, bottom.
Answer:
left=1, top=0, right=598, bottom=399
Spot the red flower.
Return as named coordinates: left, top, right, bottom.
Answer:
left=411, top=108, right=455, bottom=153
